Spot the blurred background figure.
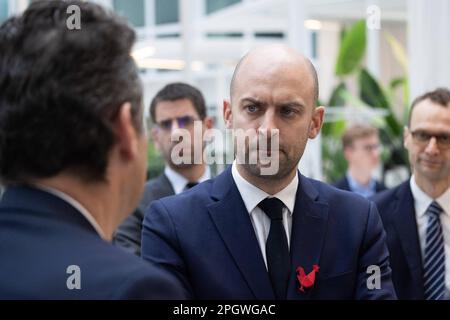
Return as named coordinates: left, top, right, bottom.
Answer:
left=114, top=82, right=213, bottom=256
left=333, top=124, right=386, bottom=198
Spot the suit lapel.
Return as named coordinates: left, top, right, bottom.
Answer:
left=287, top=175, right=329, bottom=300
left=156, top=173, right=175, bottom=197
left=207, top=168, right=274, bottom=299
left=391, top=181, right=424, bottom=297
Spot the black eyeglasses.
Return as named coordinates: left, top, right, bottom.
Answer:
left=410, top=130, right=450, bottom=149
left=156, top=115, right=198, bottom=131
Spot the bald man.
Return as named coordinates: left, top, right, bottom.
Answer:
left=141, top=45, right=396, bottom=300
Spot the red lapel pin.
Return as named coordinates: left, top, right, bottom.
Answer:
left=296, top=264, right=320, bottom=293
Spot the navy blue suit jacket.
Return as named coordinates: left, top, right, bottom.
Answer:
left=142, top=167, right=396, bottom=299
left=371, top=181, right=424, bottom=299
left=0, top=186, right=186, bottom=299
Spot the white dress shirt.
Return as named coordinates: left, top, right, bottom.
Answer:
left=164, top=165, right=211, bottom=195
left=231, top=162, right=298, bottom=269
left=34, top=184, right=106, bottom=239
left=410, top=176, right=450, bottom=291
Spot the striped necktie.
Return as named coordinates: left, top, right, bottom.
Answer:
left=423, top=201, right=446, bottom=300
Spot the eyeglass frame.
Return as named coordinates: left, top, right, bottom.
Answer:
left=155, top=115, right=200, bottom=131
left=408, top=129, right=450, bottom=149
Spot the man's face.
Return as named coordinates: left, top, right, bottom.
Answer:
left=224, top=59, right=324, bottom=180
left=152, top=98, right=210, bottom=168
left=404, top=99, right=450, bottom=184
left=344, top=134, right=381, bottom=173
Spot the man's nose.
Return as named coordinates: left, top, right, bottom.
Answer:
left=170, top=119, right=180, bottom=131
left=259, top=109, right=278, bottom=134
left=424, top=136, right=440, bottom=155
left=170, top=119, right=184, bottom=141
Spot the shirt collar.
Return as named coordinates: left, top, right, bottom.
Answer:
left=164, top=165, right=211, bottom=195
left=33, top=184, right=106, bottom=239
left=231, top=161, right=298, bottom=215
left=410, top=175, right=450, bottom=218
left=346, top=171, right=376, bottom=196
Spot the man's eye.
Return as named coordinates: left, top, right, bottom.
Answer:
left=440, top=134, right=450, bottom=142
left=418, top=132, right=430, bottom=140
left=245, top=105, right=259, bottom=113
left=280, top=107, right=295, bottom=117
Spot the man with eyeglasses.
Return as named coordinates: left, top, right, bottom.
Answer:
left=333, top=124, right=386, bottom=198
left=114, top=83, right=213, bottom=256
left=372, top=88, right=450, bottom=300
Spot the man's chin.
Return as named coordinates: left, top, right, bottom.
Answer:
left=417, top=166, right=447, bottom=181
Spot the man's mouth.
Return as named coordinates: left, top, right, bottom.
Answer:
left=420, top=158, right=442, bottom=166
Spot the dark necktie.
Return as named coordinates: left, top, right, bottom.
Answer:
left=185, top=182, right=198, bottom=190
left=258, top=197, right=290, bottom=299
left=423, top=201, right=446, bottom=300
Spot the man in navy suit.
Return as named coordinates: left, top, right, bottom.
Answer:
left=141, top=44, right=396, bottom=299
left=372, top=88, right=450, bottom=300
left=0, top=0, right=184, bottom=299
left=114, top=83, right=214, bottom=256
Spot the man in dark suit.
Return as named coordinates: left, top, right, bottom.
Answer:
left=114, top=83, right=213, bottom=255
left=141, top=44, right=396, bottom=299
left=0, top=0, right=184, bottom=299
left=333, top=124, right=386, bottom=198
left=372, top=88, right=450, bottom=300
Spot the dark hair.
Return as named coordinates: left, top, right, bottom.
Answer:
left=408, top=88, right=450, bottom=126
left=150, top=82, right=207, bottom=123
left=0, top=0, right=143, bottom=185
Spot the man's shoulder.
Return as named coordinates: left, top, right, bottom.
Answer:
left=310, top=177, right=370, bottom=206
left=156, top=178, right=214, bottom=210
left=147, top=169, right=227, bottom=221
left=143, top=173, right=172, bottom=194
left=305, top=177, right=378, bottom=225
left=332, top=175, right=349, bottom=190
left=139, top=173, right=174, bottom=210
left=371, top=180, right=409, bottom=206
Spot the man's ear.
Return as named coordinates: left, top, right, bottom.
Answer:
left=223, top=99, right=232, bottom=129
left=343, top=147, right=352, bottom=162
left=403, top=126, right=410, bottom=149
left=203, top=116, right=214, bottom=130
left=151, top=127, right=161, bottom=152
left=113, top=102, right=139, bottom=161
left=308, top=106, right=325, bottom=139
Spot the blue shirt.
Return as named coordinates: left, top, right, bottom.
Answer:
left=346, top=172, right=377, bottom=198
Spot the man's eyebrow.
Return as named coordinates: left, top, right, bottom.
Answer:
left=278, top=101, right=306, bottom=110
left=240, top=97, right=266, bottom=106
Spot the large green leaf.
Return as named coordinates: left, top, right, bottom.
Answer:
left=389, top=77, right=406, bottom=91
left=327, top=82, right=347, bottom=107
left=335, top=20, right=366, bottom=76
left=359, top=68, right=402, bottom=137
left=385, top=33, right=408, bottom=73
left=358, top=68, right=408, bottom=166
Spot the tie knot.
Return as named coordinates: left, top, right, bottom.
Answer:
left=185, top=182, right=198, bottom=190
left=258, top=197, right=285, bottom=220
left=427, top=201, right=443, bottom=219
